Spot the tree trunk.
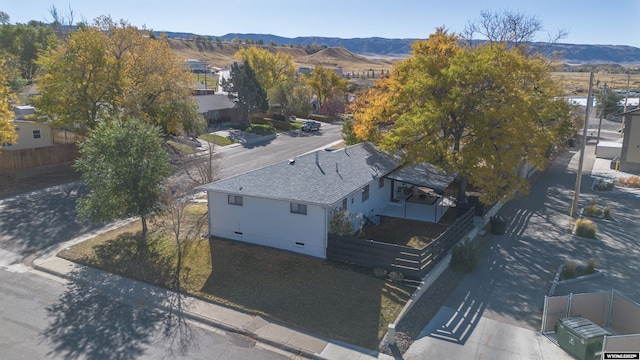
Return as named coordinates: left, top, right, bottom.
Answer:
left=457, top=175, right=468, bottom=204
left=141, top=216, right=148, bottom=236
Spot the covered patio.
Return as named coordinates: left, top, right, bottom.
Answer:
left=379, top=163, right=456, bottom=223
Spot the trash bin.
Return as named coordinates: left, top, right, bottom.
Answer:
left=556, top=316, right=609, bottom=360
left=610, top=158, right=620, bottom=170
left=490, top=215, right=507, bottom=235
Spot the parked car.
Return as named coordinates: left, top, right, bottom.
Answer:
left=301, top=121, right=321, bottom=131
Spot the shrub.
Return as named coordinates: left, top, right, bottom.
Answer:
left=450, top=238, right=479, bottom=273
left=602, top=206, right=611, bottom=220
left=388, top=271, right=404, bottom=282
left=618, top=176, right=640, bottom=188
left=590, top=198, right=598, bottom=206
left=373, top=267, right=388, bottom=278
left=584, top=204, right=602, bottom=217
left=562, top=260, right=577, bottom=280
left=575, top=218, right=598, bottom=239
left=308, top=114, right=335, bottom=123
left=586, top=258, right=597, bottom=274
left=596, top=179, right=614, bottom=191
left=245, top=124, right=276, bottom=135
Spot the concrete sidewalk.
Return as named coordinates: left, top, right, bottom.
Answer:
left=32, top=242, right=394, bottom=360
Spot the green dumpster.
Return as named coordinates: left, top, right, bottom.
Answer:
left=556, top=316, right=610, bottom=360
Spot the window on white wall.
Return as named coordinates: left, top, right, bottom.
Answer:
left=228, top=195, right=243, bottom=206
left=290, top=203, right=307, bottom=215
left=342, top=198, right=347, bottom=210
left=32, top=130, right=41, bottom=139
left=379, top=178, right=384, bottom=189
left=362, top=185, right=370, bottom=202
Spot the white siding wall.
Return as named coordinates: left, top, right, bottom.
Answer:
left=339, top=178, right=391, bottom=232
left=207, top=192, right=327, bottom=258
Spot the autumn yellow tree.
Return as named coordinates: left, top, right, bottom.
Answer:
left=352, top=28, right=570, bottom=204
left=34, top=16, right=196, bottom=135
left=306, top=66, right=349, bottom=108
left=235, top=46, right=296, bottom=93
left=0, top=59, right=18, bottom=148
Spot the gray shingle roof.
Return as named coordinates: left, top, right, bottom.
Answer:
left=199, top=142, right=401, bottom=206
left=195, top=94, right=236, bottom=113
left=386, top=163, right=455, bottom=194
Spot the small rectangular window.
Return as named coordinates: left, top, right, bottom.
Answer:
left=233, top=231, right=243, bottom=236
left=342, top=198, right=347, bottom=210
left=362, top=185, right=370, bottom=202
left=228, top=195, right=243, bottom=206
left=32, top=130, right=41, bottom=139
left=379, top=178, right=384, bottom=189
left=290, top=203, right=307, bottom=215
left=294, top=242, right=305, bottom=247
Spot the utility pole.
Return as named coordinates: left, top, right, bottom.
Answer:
left=595, top=83, right=607, bottom=148
left=570, top=72, right=594, bottom=226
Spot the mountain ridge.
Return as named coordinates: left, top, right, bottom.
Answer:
left=159, top=31, right=640, bottom=66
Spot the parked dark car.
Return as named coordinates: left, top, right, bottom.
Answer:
left=301, top=121, right=321, bottom=131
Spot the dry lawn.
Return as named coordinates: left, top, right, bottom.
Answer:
left=58, top=202, right=411, bottom=349
left=358, top=209, right=457, bottom=249
left=552, top=71, right=640, bottom=95
left=358, top=217, right=449, bottom=249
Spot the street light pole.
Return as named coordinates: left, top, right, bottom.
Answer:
left=569, top=72, right=594, bottom=226
left=595, top=83, right=607, bottom=149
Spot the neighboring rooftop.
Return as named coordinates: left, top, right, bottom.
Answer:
left=195, top=94, right=236, bottom=112
left=13, top=105, right=35, bottom=120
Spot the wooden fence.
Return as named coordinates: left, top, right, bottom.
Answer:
left=327, top=208, right=475, bottom=279
left=0, top=143, right=78, bottom=177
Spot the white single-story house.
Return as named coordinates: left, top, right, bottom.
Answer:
left=1, top=106, right=53, bottom=151
left=199, top=142, right=455, bottom=259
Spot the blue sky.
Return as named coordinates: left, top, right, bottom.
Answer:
left=3, top=0, right=640, bottom=47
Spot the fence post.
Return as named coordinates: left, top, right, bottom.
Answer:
left=387, top=323, right=396, bottom=345
left=541, top=295, right=548, bottom=333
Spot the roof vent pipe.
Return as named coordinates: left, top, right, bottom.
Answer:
left=315, top=151, right=319, bottom=165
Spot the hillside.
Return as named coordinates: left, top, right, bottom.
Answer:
left=162, top=32, right=640, bottom=67
left=168, top=39, right=394, bottom=72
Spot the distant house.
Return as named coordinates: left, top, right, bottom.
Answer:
left=199, top=142, right=455, bottom=258
left=195, top=94, right=240, bottom=125
left=185, top=59, right=210, bottom=73
left=1, top=106, right=53, bottom=151
left=0, top=105, right=79, bottom=179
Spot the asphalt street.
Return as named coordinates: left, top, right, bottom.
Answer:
left=0, top=269, right=292, bottom=360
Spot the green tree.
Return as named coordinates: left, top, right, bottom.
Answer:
left=0, top=59, right=18, bottom=147
left=0, top=21, right=57, bottom=80
left=221, top=60, right=268, bottom=122
left=596, top=88, right=623, bottom=118
left=267, top=77, right=311, bottom=118
left=74, top=117, right=172, bottom=236
left=306, top=66, right=348, bottom=108
left=235, top=46, right=297, bottom=94
left=352, top=28, right=569, bottom=204
left=341, top=117, right=359, bottom=145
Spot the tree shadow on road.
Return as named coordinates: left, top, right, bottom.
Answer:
left=42, top=278, right=161, bottom=360
left=41, top=264, right=198, bottom=359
